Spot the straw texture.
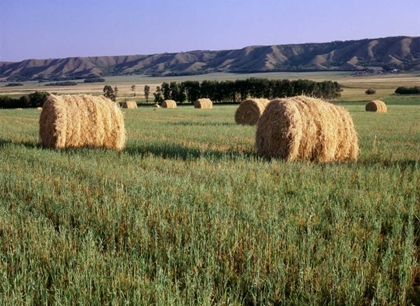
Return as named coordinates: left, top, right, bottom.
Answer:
left=39, top=94, right=126, bottom=151
left=162, top=100, right=177, bottom=108
left=194, top=98, right=213, bottom=109
left=255, top=96, right=359, bottom=162
left=365, top=100, right=387, bottom=112
left=122, top=101, right=137, bottom=108
left=235, top=98, right=270, bottom=125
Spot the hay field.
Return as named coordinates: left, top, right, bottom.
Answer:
left=0, top=79, right=419, bottom=304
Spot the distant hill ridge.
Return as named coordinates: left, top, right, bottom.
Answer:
left=0, top=36, right=419, bottom=80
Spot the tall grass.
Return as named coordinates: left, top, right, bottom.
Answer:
left=0, top=97, right=419, bottom=305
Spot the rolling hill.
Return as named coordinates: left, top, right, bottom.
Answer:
left=0, top=36, right=419, bottom=81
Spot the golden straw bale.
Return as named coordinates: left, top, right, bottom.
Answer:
left=194, top=98, right=213, bottom=109
left=235, top=98, right=270, bottom=125
left=39, top=94, right=126, bottom=151
left=153, top=103, right=160, bottom=108
left=365, top=100, right=387, bottom=112
left=122, top=101, right=138, bottom=109
left=37, top=107, right=42, bottom=110
left=334, top=106, right=359, bottom=161
left=255, top=96, right=359, bottom=162
left=162, top=100, right=177, bottom=108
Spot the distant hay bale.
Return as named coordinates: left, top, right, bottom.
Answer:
left=153, top=103, right=160, bottom=108
left=194, top=98, right=213, bottom=109
left=162, top=100, right=177, bottom=108
left=365, top=100, right=387, bottom=112
left=255, top=96, right=359, bottom=162
left=122, top=100, right=137, bottom=109
left=235, top=98, right=270, bottom=125
left=39, top=94, right=126, bottom=151
left=37, top=107, right=42, bottom=110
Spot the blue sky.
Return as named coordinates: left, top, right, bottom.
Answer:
left=1, top=0, right=419, bottom=62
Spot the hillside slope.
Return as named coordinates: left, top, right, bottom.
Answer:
left=0, top=36, right=419, bottom=80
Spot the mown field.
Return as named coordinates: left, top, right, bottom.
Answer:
left=0, top=73, right=419, bottom=305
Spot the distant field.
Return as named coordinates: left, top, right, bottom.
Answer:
left=0, top=90, right=419, bottom=304
left=1, top=72, right=419, bottom=103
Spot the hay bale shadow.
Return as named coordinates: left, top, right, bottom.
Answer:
left=125, top=142, right=255, bottom=161
left=0, top=138, right=41, bottom=149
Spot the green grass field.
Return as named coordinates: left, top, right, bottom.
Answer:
left=0, top=73, right=419, bottom=304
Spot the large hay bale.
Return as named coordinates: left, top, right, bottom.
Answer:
left=235, top=98, right=270, bottom=125
left=365, top=100, right=387, bottom=112
left=39, top=94, right=126, bottom=151
left=162, top=100, right=177, bottom=108
left=122, top=100, right=137, bottom=109
left=194, top=98, right=213, bottom=109
left=255, top=96, right=359, bottom=162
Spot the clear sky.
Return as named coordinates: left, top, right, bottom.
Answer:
left=1, top=0, right=419, bottom=62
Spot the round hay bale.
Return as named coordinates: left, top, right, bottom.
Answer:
left=39, top=94, right=126, bottom=151
left=365, top=100, right=387, bottom=112
left=122, top=100, right=137, bottom=109
left=153, top=103, right=160, bottom=108
left=194, top=98, right=213, bottom=109
left=255, top=96, right=359, bottom=162
left=162, top=100, right=177, bottom=108
left=37, top=107, right=43, bottom=110
left=235, top=98, right=270, bottom=125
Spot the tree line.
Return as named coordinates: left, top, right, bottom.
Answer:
left=152, top=78, right=342, bottom=103
left=0, top=91, right=50, bottom=108
left=395, top=86, right=420, bottom=95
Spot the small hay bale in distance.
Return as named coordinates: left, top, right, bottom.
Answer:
left=255, top=96, right=359, bottom=162
left=39, top=94, right=126, bottom=151
left=162, top=100, right=177, bottom=108
left=37, top=107, right=42, bottom=110
left=153, top=103, right=160, bottom=108
left=122, top=100, right=138, bottom=109
left=365, top=100, right=387, bottom=112
left=194, top=98, right=213, bottom=109
left=235, top=98, right=270, bottom=125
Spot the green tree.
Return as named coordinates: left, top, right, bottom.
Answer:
left=182, top=81, right=200, bottom=103
left=169, top=82, right=179, bottom=101
left=144, top=85, right=150, bottom=102
left=29, top=91, right=50, bottom=107
left=235, top=79, right=250, bottom=101
left=177, top=83, right=187, bottom=104
left=153, top=86, right=164, bottom=103
left=161, top=82, right=171, bottom=100
left=103, top=85, right=116, bottom=101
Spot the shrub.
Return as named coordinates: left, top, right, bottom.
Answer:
left=365, top=88, right=376, bottom=95
left=395, top=86, right=420, bottom=95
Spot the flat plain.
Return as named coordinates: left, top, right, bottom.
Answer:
left=0, top=72, right=419, bottom=305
